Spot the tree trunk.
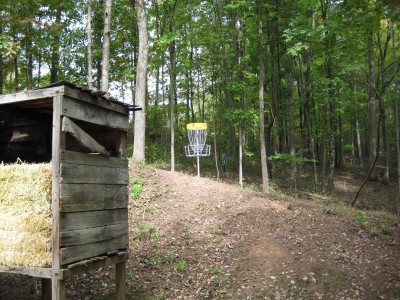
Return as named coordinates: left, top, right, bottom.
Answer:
left=14, top=54, right=19, bottom=92
left=132, top=0, right=148, bottom=161
left=288, top=69, right=297, bottom=179
left=392, top=21, right=400, bottom=199
left=353, top=80, right=363, bottom=166
left=214, top=0, right=238, bottom=170
left=87, top=0, right=93, bottom=89
left=306, top=6, right=317, bottom=187
left=169, top=39, right=176, bottom=172
left=101, top=0, right=112, bottom=92
left=212, top=77, right=220, bottom=180
left=376, top=29, right=391, bottom=185
left=26, top=21, right=33, bottom=89
left=368, top=31, right=378, bottom=180
left=322, top=0, right=335, bottom=192
left=50, top=0, right=61, bottom=84
left=258, top=2, right=269, bottom=193
left=238, top=121, right=243, bottom=188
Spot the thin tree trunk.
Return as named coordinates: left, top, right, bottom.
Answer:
left=87, top=0, right=93, bottom=89
left=258, top=2, right=269, bottom=193
left=288, top=69, right=297, bottom=179
left=50, top=0, right=61, bottom=84
left=306, top=6, right=317, bottom=188
left=392, top=21, right=400, bottom=200
left=152, top=0, right=160, bottom=105
left=212, top=77, right=220, bottom=180
left=214, top=0, right=238, bottom=170
left=101, top=0, right=112, bottom=92
left=354, top=80, right=363, bottom=166
left=132, top=0, right=148, bottom=161
left=376, top=29, right=391, bottom=185
left=169, top=39, right=176, bottom=172
left=322, top=0, right=335, bottom=192
left=305, top=109, right=318, bottom=188
left=26, top=22, right=33, bottom=89
left=14, top=54, right=19, bottom=92
left=368, top=31, right=378, bottom=180
left=239, top=121, right=243, bottom=188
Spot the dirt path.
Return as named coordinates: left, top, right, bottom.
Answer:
left=1, top=164, right=399, bottom=299
left=126, top=165, right=400, bottom=299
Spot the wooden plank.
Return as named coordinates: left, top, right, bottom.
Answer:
left=60, top=222, right=128, bottom=247
left=52, top=95, right=67, bottom=299
left=52, top=95, right=64, bottom=274
left=61, top=96, right=128, bottom=131
left=60, top=235, right=128, bottom=266
left=0, top=266, right=61, bottom=279
left=52, top=277, right=66, bottom=300
left=60, top=163, right=128, bottom=184
left=63, top=252, right=128, bottom=277
left=62, top=116, right=110, bottom=157
left=0, top=87, right=64, bottom=104
left=60, top=209, right=128, bottom=231
left=60, top=183, right=128, bottom=212
left=60, top=150, right=127, bottom=168
left=63, top=86, right=128, bottom=115
left=116, top=261, right=126, bottom=300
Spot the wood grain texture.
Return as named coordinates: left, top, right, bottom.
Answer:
left=60, top=150, right=127, bottom=168
left=60, top=222, right=128, bottom=247
left=60, top=235, right=128, bottom=266
left=60, top=209, right=128, bottom=231
left=61, top=96, right=128, bottom=131
left=62, top=116, right=110, bottom=156
left=60, top=163, right=128, bottom=184
left=60, top=183, right=128, bottom=212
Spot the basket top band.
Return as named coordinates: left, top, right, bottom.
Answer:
left=186, top=123, right=208, bottom=130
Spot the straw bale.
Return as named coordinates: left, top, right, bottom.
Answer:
left=0, top=162, right=52, bottom=267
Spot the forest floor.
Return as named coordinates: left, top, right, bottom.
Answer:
left=0, top=162, right=399, bottom=299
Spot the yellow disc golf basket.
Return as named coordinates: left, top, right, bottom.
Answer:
left=184, top=123, right=211, bottom=177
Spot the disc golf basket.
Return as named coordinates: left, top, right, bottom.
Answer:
left=184, top=123, right=211, bottom=177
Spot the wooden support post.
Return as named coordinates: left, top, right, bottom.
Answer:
left=52, top=95, right=66, bottom=300
left=116, top=261, right=126, bottom=300
left=52, top=278, right=66, bottom=300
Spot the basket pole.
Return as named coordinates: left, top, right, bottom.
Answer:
left=197, top=155, right=200, bottom=178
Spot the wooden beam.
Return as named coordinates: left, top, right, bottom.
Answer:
left=60, top=163, right=128, bottom=185
left=63, top=252, right=128, bottom=277
left=62, top=116, right=110, bottom=157
left=0, top=266, right=62, bottom=279
left=60, top=150, right=127, bottom=168
left=62, top=96, right=128, bottom=131
left=116, top=261, right=126, bottom=300
left=63, top=86, right=128, bottom=115
left=52, top=95, right=66, bottom=300
left=0, top=87, right=64, bottom=104
left=60, top=222, right=128, bottom=247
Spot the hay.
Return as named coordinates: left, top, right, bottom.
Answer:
left=0, top=162, right=52, bottom=268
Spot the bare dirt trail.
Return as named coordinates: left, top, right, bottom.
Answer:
left=127, top=165, right=400, bottom=299
left=0, top=163, right=399, bottom=299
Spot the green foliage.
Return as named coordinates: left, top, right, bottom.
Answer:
left=174, top=259, right=187, bottom=271
left=355, top=211, right=366, bottom=227
left=129, top=178, right=144, bottom=200
left=268, top=152, right=317, bottom=164
left=0, top=35, right=19, bottom=56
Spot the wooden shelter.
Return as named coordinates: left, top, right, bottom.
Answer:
left=0, top=82, right=132, bottom=299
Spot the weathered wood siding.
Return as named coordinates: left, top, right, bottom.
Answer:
left=57, top=95, right=129, bottom=267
